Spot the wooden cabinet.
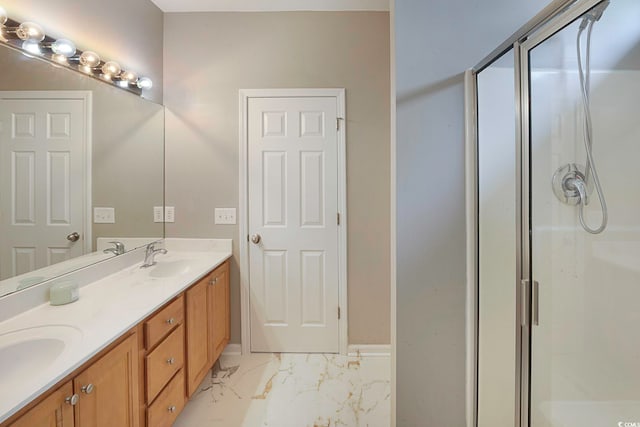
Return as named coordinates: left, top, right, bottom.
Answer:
left=145, top=324, right=184, bottom=402
left=210, top=261, right=229, bottom=363
left=4, top=258, right=230, bottom=427
left=141, top=295, right=185, bottom=427
left=8, top=334, right=138, bottom=427
left=9, top=382, right=75, bottom=427
left=185, top=275, right=210, bottom=397
left=186, top=260, right=230, bottom=397
left=146, top=370, right=185, bottom=427
left=74, top=334, right=139, bottom=427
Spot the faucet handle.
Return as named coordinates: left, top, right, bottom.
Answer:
left=105, top=241, right=125, bottom=255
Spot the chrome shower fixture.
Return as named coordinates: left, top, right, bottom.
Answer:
left=580, top=0, right=610, bottom=28
left=552, top=164, right=593, bottom=206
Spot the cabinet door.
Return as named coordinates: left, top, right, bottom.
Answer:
left=74, top=333, right=139, bottom=427
left=186, top=275, right=210, bottom=397
left=9, top=382, right=75, bottom=427
left=210, top=261, right=229, bottom=363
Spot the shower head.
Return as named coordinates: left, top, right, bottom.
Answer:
left=580, top=0, right=610, bottom=29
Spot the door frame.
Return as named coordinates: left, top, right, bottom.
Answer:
left=0, top=90, right=93, bottom=256
left=238, top=88, right=347, bottom=355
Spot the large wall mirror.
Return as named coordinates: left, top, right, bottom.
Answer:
left=0, top=43, right=164, bottom=298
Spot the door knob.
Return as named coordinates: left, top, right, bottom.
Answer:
left=66, top=232, right=80, bottom=242
left=250, top=234, right=261, bottom=244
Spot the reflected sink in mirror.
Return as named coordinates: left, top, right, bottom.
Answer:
left=147, top=260, right=191, bottom=278
left=0, top=325, right=82, bottom=385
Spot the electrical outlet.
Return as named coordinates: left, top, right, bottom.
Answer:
left=215, top=208, right=236, bottom=225
left=153, top=207, right=164, bottom=223
left=165, top=206, right=175, bottom=223
left=94, top=207, right=115, bottom=224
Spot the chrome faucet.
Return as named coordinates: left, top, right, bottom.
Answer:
left=103, top=241, right=125, bottom=255
left=141, top=241, right=167, bottom=268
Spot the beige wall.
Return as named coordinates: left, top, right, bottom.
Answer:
left=1, top=0, right=164, bottom=103
left=164, top=12, right=391, bottom=345
left=394, top=0, right=548, bottom=425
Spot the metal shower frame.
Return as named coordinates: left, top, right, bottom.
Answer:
left=465, top=0, right=610, bottom=426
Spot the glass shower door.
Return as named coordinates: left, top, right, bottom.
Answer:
left=527, top=0, right=640, bottom=426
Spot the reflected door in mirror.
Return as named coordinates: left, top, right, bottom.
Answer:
left=0, top=93, right=88, bottom=279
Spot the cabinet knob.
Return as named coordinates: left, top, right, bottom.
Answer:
left=209, top=277, right=218, bottom=286
left=166, top=357, right=175, bottom=365
left=81, top=384, right=95, bottom=394
left=65, top=394, right=79, bottom=406
left=166, top=317, right=176, bottom=325
left=168, top=405, right=177, bottom=413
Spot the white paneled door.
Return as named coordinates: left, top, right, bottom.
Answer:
left=0, top=95, right=87, bottom=279
left=248, top=96, right=341, bottom=353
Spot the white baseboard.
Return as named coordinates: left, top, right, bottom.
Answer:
left=347, top=344, right=391, bottom=357
left=223, top=343, right=390, bottom=357
left=222, top=343, right=242, bottom=356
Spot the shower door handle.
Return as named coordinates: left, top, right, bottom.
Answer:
left=532, top=280, right=539, bottom=326
left=521, top=279, right=540, bottom=327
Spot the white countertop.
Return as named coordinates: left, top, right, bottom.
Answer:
left=0, top=240, right=232, bottom=424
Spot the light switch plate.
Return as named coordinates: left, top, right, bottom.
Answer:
left=215, top=208, right=236, bottom=225
left=94, top=207, right=115, bottom=224
left=153, top=207, right=164, bottom=223
left=165, top=206, right=175, bottom=223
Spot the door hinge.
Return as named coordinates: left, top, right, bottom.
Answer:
left=338, top=306, right=341, bottom=319
left=336, top=117, right=344, bottom=131
left=247, top=234, right=250, bottom=242
left=337, top=213, right=340, bottom=226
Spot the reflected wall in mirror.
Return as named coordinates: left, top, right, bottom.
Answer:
left=0, top=43, right=164, bottom=298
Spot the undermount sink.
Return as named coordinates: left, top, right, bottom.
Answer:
left=148, top=260, right=191, bottom=278
left=0, top=325, right=82, bottom=384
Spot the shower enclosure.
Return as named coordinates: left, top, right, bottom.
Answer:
left=466, top=0, right=640, bottom=426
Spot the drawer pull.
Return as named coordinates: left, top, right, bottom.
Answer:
left=168, top=405, right=177, bottom=413
left=65, top=394, right=79, bottom=406
left=81, top=383, right=95, bottom=394
left=167, top=357, right=176, bottom=365
left=166, top=317, right=176, bottom=326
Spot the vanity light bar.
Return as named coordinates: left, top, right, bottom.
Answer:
left=0, top=6, right=152, bottom=96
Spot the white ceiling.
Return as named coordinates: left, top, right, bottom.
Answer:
left=149, top=0, right=389, bottom=12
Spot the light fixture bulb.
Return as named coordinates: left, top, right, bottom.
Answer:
left=120, top=70, right=138, bottom=83
left=51, top=39, right=76, bottom=58
left=79, top=50, right=100, bottom=68
left=0, top=6, right=7, bottom=26
left=21, top=39, right=42, bottom=55
left=101, top=61, right=121, bottom=76
left=117, top=80, right=130, bottom=88
left=16, top=21, right=45, bottom=41
left=80, top=64, right=92, bottom=74
left=137, top=77, right=152, bottom=90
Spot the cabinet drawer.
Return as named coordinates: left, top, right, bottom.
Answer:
left=146, top=324, right=184, bottom=402
left=147, top=369, right=185, bottom=427
left=145, top=295, right=184, bottom=349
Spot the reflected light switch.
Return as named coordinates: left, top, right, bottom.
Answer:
left=94, top=207, right=115, bottom=224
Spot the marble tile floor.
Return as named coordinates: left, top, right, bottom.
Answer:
left=173, top=352, right=391, bottom=427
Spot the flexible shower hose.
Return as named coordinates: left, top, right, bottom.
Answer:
left=575, top=18, right=608, bottom=234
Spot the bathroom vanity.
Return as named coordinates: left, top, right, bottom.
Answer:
left=0, top=239, right=232, bottom=427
